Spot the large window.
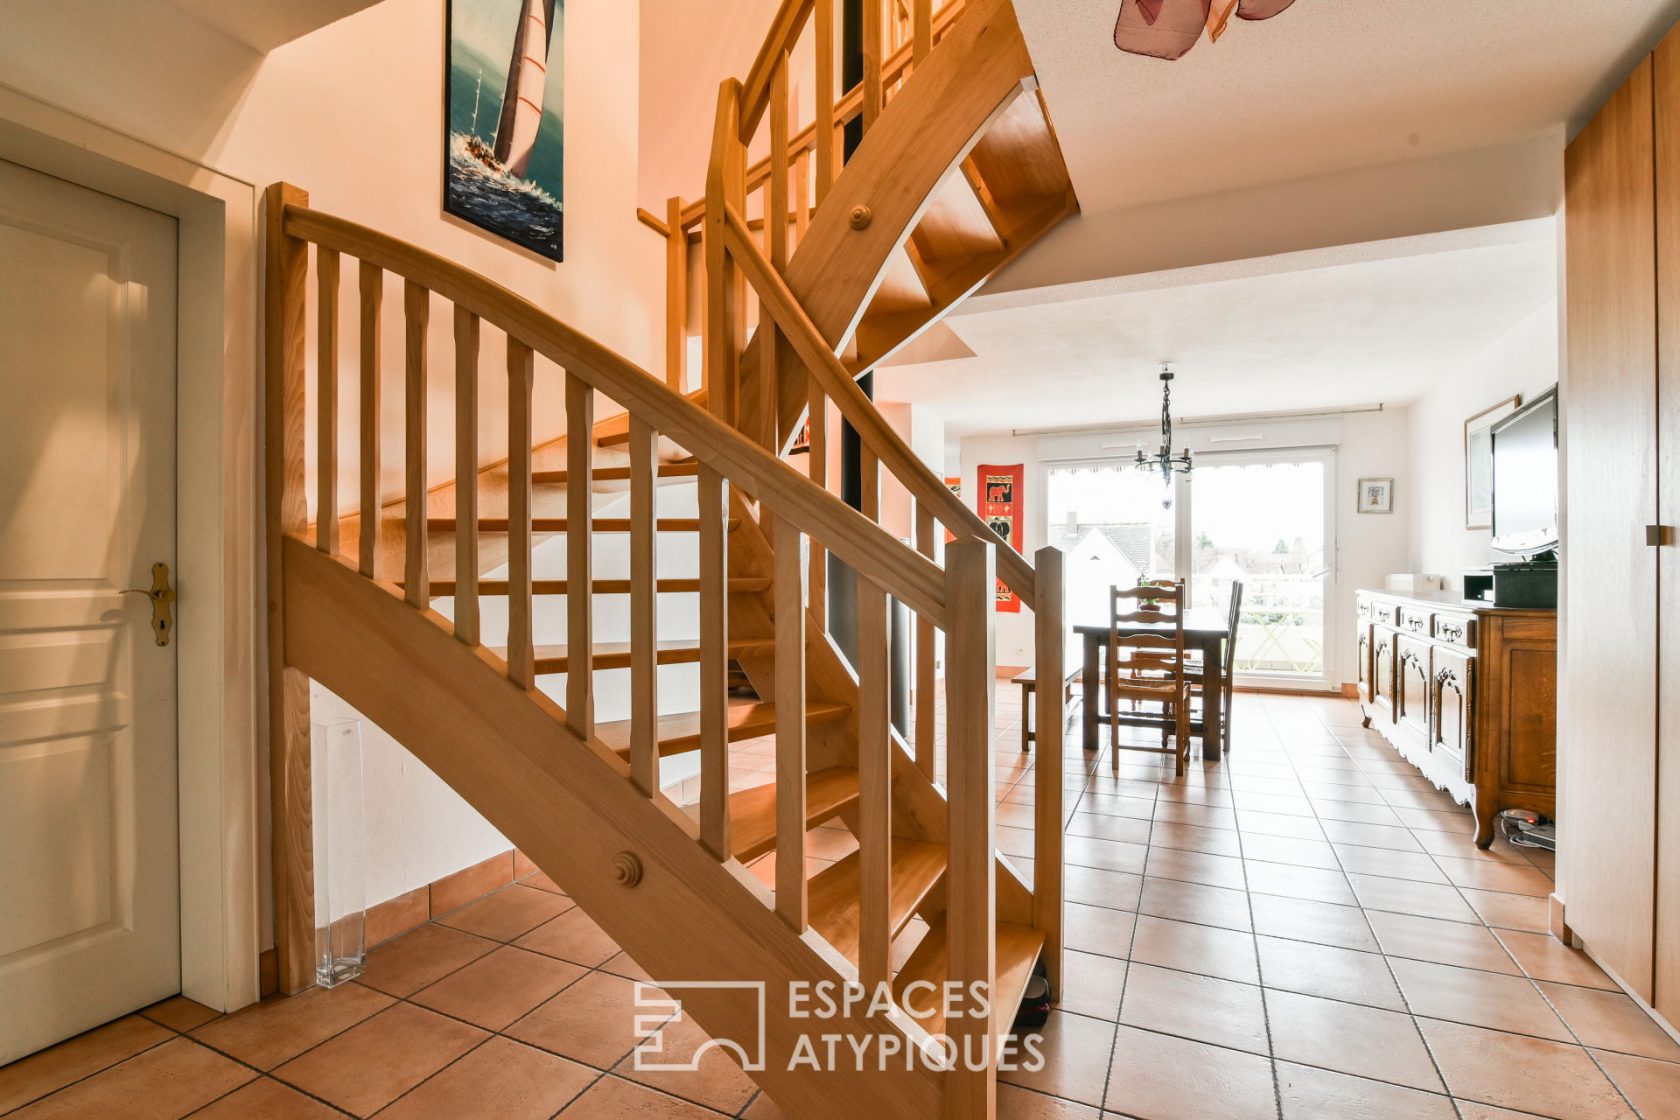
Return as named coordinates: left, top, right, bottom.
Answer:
left=1046, top=450, right=1335, bottom=688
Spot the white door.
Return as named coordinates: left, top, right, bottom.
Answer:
left=0, top=159, right=180, bottom=1063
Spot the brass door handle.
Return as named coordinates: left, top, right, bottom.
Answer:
left=122, top=562, right=175, bottom=646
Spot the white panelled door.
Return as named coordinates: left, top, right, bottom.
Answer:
left=0, top=159, right=180, bottom=1062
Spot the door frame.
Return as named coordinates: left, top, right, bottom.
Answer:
left=0, top=89, right=264, bottom=1013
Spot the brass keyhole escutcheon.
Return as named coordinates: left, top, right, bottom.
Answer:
left=123, top=562, right=176, bottom=647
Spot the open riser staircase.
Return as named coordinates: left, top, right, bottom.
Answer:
left=264, top=1, right=1077, bottom=1116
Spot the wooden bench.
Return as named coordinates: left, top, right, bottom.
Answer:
left=1013, top=665, right=1082, bottom=752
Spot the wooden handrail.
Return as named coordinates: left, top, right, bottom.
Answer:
left=740, top=0, right=814, bottom=141
left=719, top=202, right=1038, bottom=609
left=282, top=202, right=949, bottom=624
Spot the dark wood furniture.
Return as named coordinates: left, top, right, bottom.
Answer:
left=1076, top=608, right=1230, bottom=759
left=1013, top=664, right=1080, bottom=753
left=1354, top=589, right=1556, bottom=849
left=1107, top=583, right=1193, bottom=776
left=1189, top=581, right=1243, bottom=756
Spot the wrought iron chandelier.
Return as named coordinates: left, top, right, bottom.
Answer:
left=1135, top=365, right=1193, bottom=507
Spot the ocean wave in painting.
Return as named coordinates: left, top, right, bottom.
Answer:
left=445, top=132, right=564, bottom=261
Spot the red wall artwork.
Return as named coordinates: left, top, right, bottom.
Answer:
left=976, top=464, right=1024, bottom=612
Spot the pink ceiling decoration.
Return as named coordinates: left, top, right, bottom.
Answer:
left=1114, top=0, right=1297, bottom=61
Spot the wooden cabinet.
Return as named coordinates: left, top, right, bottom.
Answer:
left=1355, top=590, right=1555, bottom=848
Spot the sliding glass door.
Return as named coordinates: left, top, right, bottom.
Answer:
left=1046, top=449, right=1336, bottom=690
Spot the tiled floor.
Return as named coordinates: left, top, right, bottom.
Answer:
left=5, top=690, right=1680, bottom=1119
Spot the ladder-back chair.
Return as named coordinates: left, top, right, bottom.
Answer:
left=1108, top=582, right=1191, bottom=776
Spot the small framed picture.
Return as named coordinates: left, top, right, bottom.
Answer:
left=1358, top=477, right=1394, bottom=514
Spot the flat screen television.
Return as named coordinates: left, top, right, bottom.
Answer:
left=1491, top=387, right=1559, bottom=558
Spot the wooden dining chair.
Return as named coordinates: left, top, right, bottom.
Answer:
left=1190, top=580, right=1243, bottom=756
left=1108, top=582, right=1191, bottom=777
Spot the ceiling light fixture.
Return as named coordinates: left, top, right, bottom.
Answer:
left=1114, top=0, right=1298, bottom=62
left=1135, top=365, right=1193, bottom=508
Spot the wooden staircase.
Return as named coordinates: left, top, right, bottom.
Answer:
left=263, top=1, right=1076, bottom=1117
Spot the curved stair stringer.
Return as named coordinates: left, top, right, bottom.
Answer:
left=734, top=0, right=1065, bottom=451
left=281, top=537, right=944, bottom=1119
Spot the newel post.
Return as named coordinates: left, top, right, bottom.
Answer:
left=944, top=538, right=996, bottom=1120
left=263, top=182, right=317, bottom=993
left=1032, top=545, right=1064, bottom=993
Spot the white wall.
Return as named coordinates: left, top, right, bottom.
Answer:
left=0, top=0, right=666, bottom=928
left=957, top=408, right=1414, bottom=687
left=1408, top=299, right=1560, bottom=589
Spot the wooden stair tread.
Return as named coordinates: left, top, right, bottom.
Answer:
left=534, top=461, right=700, bottom=485
left=410, top=576, right=771, bottom=596
left=806, top=840, right=947, bottom=965
left=426, top=517, right=737, bottom=533
left=491, top=638, right=777, bottom=674
left=892, top=916, right=1046, bottom=1042
left=598, top=699, right=851, bottom=759
left=729, top=767, right=861, bottom=863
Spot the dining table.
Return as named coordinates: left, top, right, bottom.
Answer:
left=1074, top=607, right=1233, bottom=761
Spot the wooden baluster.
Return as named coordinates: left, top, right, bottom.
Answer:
left=706, top=79, right=746, bottom=431
left=914, top=502, right=937, bottom=778
left=665, top=195, right=687, bottom=393
left=507, top=339, right=535, bottom=689
left=816, top=0, right=837, bottom=201
left=316, top=248, right=340, bottom=555
left=808, top=380, right=828, bottom=626
left=629, top=417, right=659, bottom=796
left=913, top=0, right=932, bottom=62
left=358, top=261, right=383, bottom=579
left=698, top=466, right=731, bottom=858
left=861, top=445, right=880, bottom=523
left=453, top=308, right=481, bottom=646
left=761, top=58, right=790, bottom=454
left=793, top=148, right=811, bottom=249
left=863, top=0, right=883, bottom=132
left=403, top=281, right=429, bottom=608
left=774, top=516, right=808, bottom=930
left=565, top=371, right=594, bottom=736
left=857, top=573, right=892, bottom=993
left=1033, top=546, right=1065, bottom=992
left=945, top=538, right=997, bottom=1119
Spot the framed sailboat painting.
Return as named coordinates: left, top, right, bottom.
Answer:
left=445, top=0, right=565, bottom=261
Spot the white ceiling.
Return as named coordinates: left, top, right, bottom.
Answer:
left=875, top=221, right=1557, bottom=436
left=1018, top=0, right=1680, bottom=217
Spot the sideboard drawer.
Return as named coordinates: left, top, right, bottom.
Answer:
left=1397, top=607, right=1432, bottom=637
left=1356, top=597, right=1373, bottom=621
left=1432, top=613, right=1476, bottom=648
left=1372, top=600, right=1398, bottom=626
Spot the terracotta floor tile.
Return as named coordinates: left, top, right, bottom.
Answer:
left=1069, top=812, right=1154, bottom=847
left=433, top=884, right=573, bottom=942
left=1058, top=950, right=1130, bottom=1020
left=556, top=1075, right=720, bottom=1118
left=1593, top=1049, right=1680, bottom=1120
left=515, top=905, right=623, bottom=968
left=1388, top=959, right=1571, bottom=1040
left=191, top=983, right=395, bottom=1070
left=1119, top=965, right=1269, bottom=1056
left=1345, top=874, right=1479, bottom=922
left=0, top=1015, right=171, bottom=1113
left=1144, top=846, right=1247, bottom=890
left=613, top=1011, right=757, bottom=1114
left=521, top=870, right=566, bottom=895
left=1064, top=901, right=1137, bottom=959
left=137, top=995, right=221, bottom=1034
left=7, top=1038, right=253, bottom=1120
left=1243, top=861, right=1355, bottom=906
left=1460, top=888, right=1549, bottom=933
left=1452, top=1104, right=1557, bottom=1120
left=1539, top=982, right=1680, bottom=1061
left=1265, top=989, right=1442, bottom=1091
left=1316, top=821, right=1423, bottom=851
left=378, top=1035, right=594, bottom=1120
left=1332, top=845, right=1447, bottom=884
left=1000, top=1010, right=1116, bottom=1108
left=273, top=1003, right=486, bottom=1117
left=1248, top=894, right=1377, bottom=953
left=1364, top=911, right=1521, bottom=975
left=1417, top=1018, right=1634, bottom=1118
left=505, top=971, right=665, bottom=1070
left=997, top=1082, right=1101, bottom=1119
left=1064, top=834, right=1148, bottom=875
left=1105, top=1024, right=1277, bottom=1120
left=1495, top=930, right=1619, bottom=990
left=1234, top=811, right=1328, bottom=841
left=1129, top=914, right=1259, bottom=985
left=191, top=1076, right=343, bottom=1119
left=1275, top=1061, right=1458, bottom=1120
left=1065, top=865, right=1144, bottom=911
left=356, top=923, right=499, bottom=998
left=1255, top=936, right=1404, bottom=1011
left=1149, top=820, right=1243, bottom=857
left=410, top=945, right=587, bottom=1031
left=601, top=949, right=658, bottom=984
left=1137, top=877, right=1253, bottom=932
left=1238, top=834, right=1341, bottom=871
left=1431, top=855, right=1555, bottom=898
